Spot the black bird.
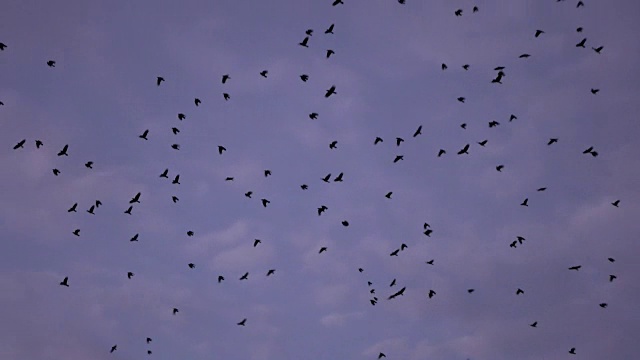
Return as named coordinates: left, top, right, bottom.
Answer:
left=332, top=0, right=344, bottom=5
left=57, top=144, right=69, bottom=156
left=457, top=97, right=465, bottom=103
left=494, top=66, right=505, bottom=71
left=577, top=1, right=584, bottom=7
left=393, top=155, right=404, bottom=163
left=124, top=206, right=133, bottom=215
left=194, top=98, right=201, bottom=106
left=127, top=272, right=134, bottom=279
left=178, top=113, right=186, bottom=121
left=462, top=64, right=469, bottom=70
left=87, top=205, right=95, bottom=215
left=130, top=233, right=139, bottom=242
left=385, top=192, right=393, bottom=199
left=374, top=137, right=383, bottom=145
left=223, top=93, right=230, bottom=101
left=139, top=129, right=149, bottom=140
left=266, top=269, right=276, bottom=276
left=0, top=43, right=6, bottom=50
left=172, top=308, right=179, bottom=315
left=319, top=247, right=328, bottom=253
left=509, top=114, right=517, bottom=121
left=325, top=24, right=335, bottom=34
left=299, top=36, right=310, bottom=47
left=157, top=77, right=164, bottom=86
left=218, top=275, right=224, bottom=283
left=172, top=127, right=180, bottom=135
left=478, top=140, right=488, bottom=146
left=455, top=9, right=462, bottom=16
left=489, top=121, right=500, bottom=127
left=237, top=318, right=247, bottom=326
left=400, top=243, right=408, bottom=251
left=378, top=352, right=386, bottom=359
left=68, top=203, right=78, bottom=212
left=577, top=27, right=583, bottom=32
left=225, top=177, right=234, bottom=181
left=52, top=169, right=61, bottom=176
left=72, top=229, right=80, bottom=236
left=240, top=272, right=249, bottom=280
left=388, top=286, right=406, bottom=299
left=530, top=321, right=538, bottom=327
left=521, top=198, right=529, bottom=206
left=437, top=149, right=446, bottom=157
left=519, top=54, right=530, bottom=58
left=547, top=138, right=558, bottom=145
left=569, top=348, right=576, bottom=355
left=467, top=289, right=474, bottom=293
left=535, top=30, right=545, bottom=37
left=428, top=289, right=436, bottom=298
left=426, top=259, right=434, bottom=265
left=612, top=200, right=620, bottom=207
left=253, top=239, right=261, bottom=247
left=326, top=49, right=335, bottom=58
left=13, top=139, right=26, bottom=150
left=245, top=191, right=253, bottom=198
left=322, top=173, right=332, bottom=183
left=396, top=137, right=404, bottom=146
left=537, top=187, right=547, bottom=191
left=187, top=231, right=194, bottom=236
left=510, top=241, right=517, bottom=248
left=325, top=85, right=337, bottom=98
left=318, top=205, right=328, bottom=215
left=457, top=144, right=470, bottom=155
left=491, top=72, right=504, bottom=84
left=300, top=74, right=309, bottom=82
left=592, top=46, right=603, bottom=54
left=424, top=229, right=433, bottom=237
left=171, top=144, right=180, bottom=150
left=599, top=303, right=608, bottom=308
left=609, top=275, right=617, bottom=282
left=341, top=220, right=349, bottom=227
left=329, top=140, right=338, bottom=149
left=517, top=236, right=525, bottom=244
left=568, top=265, right=581, bottom=271
left=264, top=169, right=272, bottom=177
left=516, top=288, right=524, bottom=295
left=222, top=74, right=230, bottom=84
left=47, top=60, right=56, bottom=67
left=301, top=184, right=308, bottom=190
left=218, top=146, right=226, bottom=154
left=583, top=146, right=595, bottom=155
left=85, top=161, right=93, bottom=169
left=334, top=172, right=344, bottom=182
left=496, top=165, right=504, bottom=172
left=130, top=192, right=141, bottom=204
left=390, top=249, right=400, bottom=256
left=260, top=70, right=268, bottom=78
left=424, top=223, right=430, bottom=229
left=35, top=140, right=43, bottom=148
left=110, top=345, right=117, bottom=353
left=146, top=338, right=152, bottom=344
left=160, top=169, right=169, bottom=178
left=261, top=199, right=270, bottom=207
left=305, top=29, right=313, bottom=36
left=413, top=125, right=422, bottom=137
left=60, top=277, right=69, bottom=287
left=441, top=63, right=448, bottom=70
left=188, top=263, right=195, bottom=269
left=309, top=113, right=318, bottom=120
left=472, top=6, right=478, bottom=12
left=591, top=88, right=599, bottom=94
left=576, top=38, right=587, bottom=48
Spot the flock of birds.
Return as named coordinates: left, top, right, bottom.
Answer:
left=2, top=0, right=625, bottom=358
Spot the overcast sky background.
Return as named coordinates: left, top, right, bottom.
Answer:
left=1, top=0, right=640, bottom=359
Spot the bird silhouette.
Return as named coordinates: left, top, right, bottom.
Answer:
left=569, top=348, right=576, bottom=355
left=300, top=74, right=309, bottom=82
left=57, top=144, right=69, bottom=156
left=461, top=123, right=468, bottom=129
left=318, top=205, right=328, bottom=216
left=260, top=70, right=268, bottom=78
left=455, top=9, right=462, bottom=16
left=171, top=127, right=180, bottom=135
left=305, top=29, right=313, bottom=36
left=127, top=272, right=134, bottom=279
left=194, top=98, right=201, bottom=106
left=72, top=229, right=80, bottom=236
left=188, top=263, right=195, bottom=269
left=457, top=144, right=470, bottom=155
left=577, top=1, right=584, bottom=7
left=378, top=352, right=386, bottom=358
left=301, top=184, right=308, bottom=190
left=60, top=277, right=69, bottom=287
left=385, top=192, right=393, bottom=199
left=537, top=187, right=547, bottom=192
left=334, top=172, right=344, bottom=182
left=329, top=140, right=338, bottom=149
left=47, top=60, right=56, bottom=67
left=218, top=276, right=224, bottom=283
left=110, top=345, right=117, bottom=353
left=467, top=289, right=475, bottom=293
left=326, top=49, right=335, bottom=58
left=472, top=6, right=478, bottom=12
left=130, top=192, right=141, bottom=204
left=609, top=275, right=617, bottom=282
left=530, top=321, right=537, bottom=327
left=237, top=318, right=247, bottom=326
left=245, top=191, right=253, bottom=198
left=424, top=229, right=433, bottom=237
left=84, top=161, right=93, bottom=169
left=253, top=239, right=262, bottom=247
left=87, top=205, right=95, bottom=214
left=332, top=0, right=343, bottom=6
left=325, top=85, right=337, bottom=98
left=261, top=199, right=270, bottom=207
left=591, top=88, right=600, bottom=94
left=156, top=77, right=164, bottom=86
left=599, top=303, right=608, bottom=308
left=428, top=289, right=436, bottom=298
left=535, top=30, right=545, bottom=37
left=462, top=64, right=469, bottom=70
left=187, top=231, right=194, bottom=236
left=426, top=259, right=434, bottom=265
left=457, top=97, right=465, bottom=103
left=309, top=112, right=318, bottom=120
left=519, top=54, right=530, bottom=58
left=577, top=27, right=583, bottom=32
left=68, top=203, right=78, bottom=212
left=517, top=236, right=525, bottom=244
left=139, top=129, right=149, bottom=140
left=52, top=169, right=61, bottom=176
left=299, top=36, right=310, bottom=47
left=240, top=272, right=249, bottom=280
left=592, top=46, right=603, bottom=54
left=0, top=43, right=6, bottom=50
left=160, top=169, right=169, bottom=178
left=322, top=173, right=332, bottom=183
left=130, top=233, right=139, bottom=242
left=496, top=165, right=504, bottom=172
left=171, top=144, right=180, bottom=150
left=478, top=140, right=488, bottom=146
left=177, top=113, right=186, bottom=121
left=438, top=149, right=446, bottom=157
left=222, top=74, right=230, bottom=83
left=325, top=24, right=335, bottom=34
left=35, top=140, right=43, bottom=148
left=489, top=121, right=500, bottom=127
left=390, top=249, right=400, bottom=256
left=568, top=265, right=581, bottom=271
left=374, top=137, right=383, bottom=145
left=266, top=269, right=276, bottom=276
left=172, top=308, right=179, bottom=315
left=576, top=38, right=587, bottom=48
left=396, top=137, right=404, bottom=146
left=13, top=139, right=26, bottom=150
left=388, top=286, right=406, bottom=299
left=172, top=196, right=179, bottom=203
left=264, top=169, right=272, bottom=177
left=547, top=138, right=558, bottom=145
left=319, top=247, right=328, bottom=253
left=146, top=338, right=152, bottom=344
left=413, top=126, right=422, bottom=137
left=223, top=93, right=230, bottom=101
left=218, top=146, right=227, bottom=154
left=124, top=206, right=133, bottom=215
left=521, top=198, right=529, bottom=206
left=516, top=288, right=524, bottom=295
left=341, top=220, right=349, bottom=227
left=393, top=155, right=404, bottom=163
left=611, top=200, right=620, bottom=207
left=172, top=175, right=180, bottom=184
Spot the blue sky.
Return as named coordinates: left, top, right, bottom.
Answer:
left=1, top=0, right=639, bottom=359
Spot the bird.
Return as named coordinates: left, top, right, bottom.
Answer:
left=591, top=88, right=600, bottom=94
left=609, top=275, right=617, bottom=282
left=218, top=276, right=224, bottom=283
left=424, top=229, right=433, bottom=237
left=577, top=27, right=583, bottom=32
left=13, top=139, right=26, bottom=150
left=472, top=6, right=479, bottom=12
left=608, top=257, right=616, bottom=263
left=568, top=265, right=582, bottom=271
left=509, top=114, right=518, bottom=121
left=222, top=74, right=230, bottom=83
left=535, top=30, right=545, bottom=37
left=496, top=165, right=504, bottom=172
left=146, top=338, right=152, bottom=344
left=218, top=145, right=227, bottom=154
left=87, top=205, right=95, bottom=215
left=388, top=286, right=406, bottom=299
left=177, top=113, right=186, bottom=121
left=489, top=121, right=500, bottom=127
left=68, top=203, right=78, bottom=212
left=261, top=199, right=270, bottom=207
left=400, top=243, right=408, bottom=251
left=341, top=220, right=349, bottom=227
left=240, top=272, right=249, bottom=280
left=187, top=231, right=194, bottom=237
left=52, top=169, right=61, bottom=176
left=172, top=308, right=179, bottom=315
left=455, top=9, right=462, bottom=16
left=260, top=70, right=268, bottom=78
left=223, top=93, right=230, bottom=101
left=426, top=259, right=434, bottom=265
left=457, top=144, right=470, bottom=155
left=577, top=1, right=584, bottom=7
left=85, top=161, right=93, bottom=169
left=264, top=169, right=272, bottom=177
left=130, top=234, right=139, bottom=242
left=519, top=54, right=530, bottom=58
left=385, top=192, right=393, bottom=199
left=35, top=140, right=43, bottom=148
left=510, top=241, right=517, bottom=248
left=612, top=200, right=620, bottom=207
left=156, top=77, right=164, bottom=86
left=428, top=289, right=436, bottom=298
left=127, top=272, right=134, bottom=279
left=299, top=36, right=310, bottom=47
left=396, top=137, right=404, bottom=146
left=530, top=321, right=538, bottom=327
left=237, top=318, right=247, bottom=326
left=332, top=0, right=344, bottom=6
left=147, top=350, right=152, bottom=355
left=547, top=138, right=558, bottom=145
left=171, top=195, right=178, bottom=202
left=393, top=155, right=404, bottom=163
left=491, top=72, right=504, bottom=84
left=441, top=63, right=448, bottom=70
left=266, top=269, right=276, bottom=276
left=576, top=38, right=587, bottom=48
left=583, top=146, right=596, bottom=155
left=59, top=277, right=69, bottom=287
left=569, top=348, right=576, bottom=355
left=300, top=74, right=309, bottom=82
left=194, top=98, right=201, bottom=106
left=390, top=249, right=400, bottom=256
left=72, top=229, right=80, bottom=236
left=521, top=198, right=529, bottom=206
left=171, top=127, right=180, bottom=135
left=319, top=247, right=328, bottom=253
left=325, top=23, right=335, bottom=34
left=318, top=205, right=328, bottom=216
left=462, top=64, right=469, bottom=70
left=437, top=149, right=446, bottom=157
left=0, top=43, right=6, bottom=50
left=413, top=125, right=422, bottom=137
left=305, top=29, right=313, bottom=36
left=322, top=173, right=332, bottom=183
left=110, top=345, right=117, bottom=353
left=467, top=289, right=475, bottom=293
left=374, top=137, right=383, bottom=145
left=325, top=85, right=337, bottom=98
left=592, top=46, right=603, bottom=54
left=253, top=239, right=262, bottom=247
left=47, top=60, right=56, bottom=67
left=130, top=192, right=141, bottom=204
left=378, top=352, right=386, bottom=359
left=188, top=263, right=195, bottom=269
left=57, top=144, right=69, bottom=156
left=333, top=172, right=344, bottom=182
left=326, top=49, right=335, bottom=58
left=457, top=97, right=465, bottom=103
left=124, top=206, right=133, bottom=215
left=139, top=129, right=149, bottom=140
left=599, top=303, right=608, bottom=308
left=225, top=177, right=234, bottom=181
left=537, top=187, right=547, bottom=192
left=171, top=144, right=180, bottom=150
left=301, top=184, right=309, bottom=190
left=478, top=140, right=488, bottom=146
left=517, top=236, right=525, bottom=244
left=159, top=169, right=169, bottom=178
left=329, top=140, right=338, bottom=149
left=516, top=288, right=524, bottom=295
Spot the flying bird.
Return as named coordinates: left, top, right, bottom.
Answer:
left=35, top=140, right=43, bottom=148
left=611, top=200, right=620, bottom=207
left=264, top=169, right=272, bottom=177
left=374, top=137, right=383, bottom=145
left=47, top=60, right=56, bottom=67
left=319, top=247, right=328, bottom=253
left=239, top=272, right=249, bottom=280
left=396, top=137, right=404, bottom=146
left=260, top=70, right=268, bottom=78
left=171, top=144, right=180, bottom=150
left=57, top=144, right=69, bottom=156
left=332, top=0, right=344, bottom=6
left=325, top=23, right=335, bottom=34
left=266, top=269, right=276, bottom=276
left=194, top=98, right=201, bottom=106
left=537, top=187, right=547, bottom=191
left=388, top=286, right=406, bottom=299
left=576, top=38, right=587, bottom=48
left=530, top=321, right=538, bottom=327
left=428, top=289, right=436, bottom=298
left=84, top=161, right=93, bottom=169
left=139, top=129, right=149, bottom=140
left=547, top=138, right=558, bottom=145
left=325, top=85, right=337, bottom=98
left=188, top=263, right=195, bottom=269
left=218, top=276, right=224, bottom=283
left=0, top=43, right=6, bottom=50
left=457, top=144, right=470, bottom=155
left=110, top=345, right=117, bottom=353
left=237, top=318, right=247, bottom=326
left=156, top=77, right=164, bottom=86
left=299, top=36, right=310, bottom=47
left=472, top=6, right=479, bottom=12
left=455, top=9, right=462, bottom=16
left=127, top=272, right=134, bottom=279
left=300, top=74, right=309, bottom=81
left=609, top=275, right=617, bottom=282
left=160, top=169, right=169, bottom=178
left=519, top=54, right=530, bottom=58
left=130, top=233, right=139, bottom=242
left=326, top=49, right=335, bottom=58
left=457, top=97, right=465, bottom=103
left=261, top=198, right=270, bottom=207
left=218, top=145, right=226, bottom=154
left=305, top=29, right=313, bottom=36
left=68, top=203, right=78, bottom=212
left=60, top=277, right=69, bottom=287
left=222, top=74, right=230, bottom=83
left=322, top=173, right=332, bottom=183
left=577, top=1, right=584, bottom=7
left=390, top=249, right=400, bottom=256
left=87, top=205, right=95, bottom=214
left=521, top=198, right=529, bottom=206
left=124, top=206, right=133, bottom=215
left=496, top=165, right=504, bottom=172
left=223, top=93, right=230, bottom=101
left=318, top=205, right=328, bottom=216
left=462, top=64, right=469, bottom=70
left=438, top=149, right=446, bottom=157
left=569, top=348, right=576, bottom=355
left=568, top=265, right=582, bottom=271
left=413, top=125, right=422, bottom=137
left=599, top=303, right=608, bottom=308
left=329, top=140, right=338, bottom=149
left=309, top=112, right=318, bottom=120
left=130, top=192, right=141, bottom=204
left=592, top=46, right=603, bottom=54
left=253, top=239, right=262, bottom=247
left=13, top=139, right=26, bottom=150
left=72, top=229, right=80, bottom=236
left=385, top=192, right=393, bottom=199
left=333, top=172, right=344, bottom=182
left=341, top=220, right=349, bottom=227
left=516, top=288, right=524, bottom=295
left=591, top=88, right=599, bottom=94
left=393, top=155, right=404, bottom=163
left=172, top=308, right=179, bottom=315
left=535, top=30, right=545, bottom=37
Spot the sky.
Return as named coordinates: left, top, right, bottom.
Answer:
left=1, top=0, right=640, bottom=359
